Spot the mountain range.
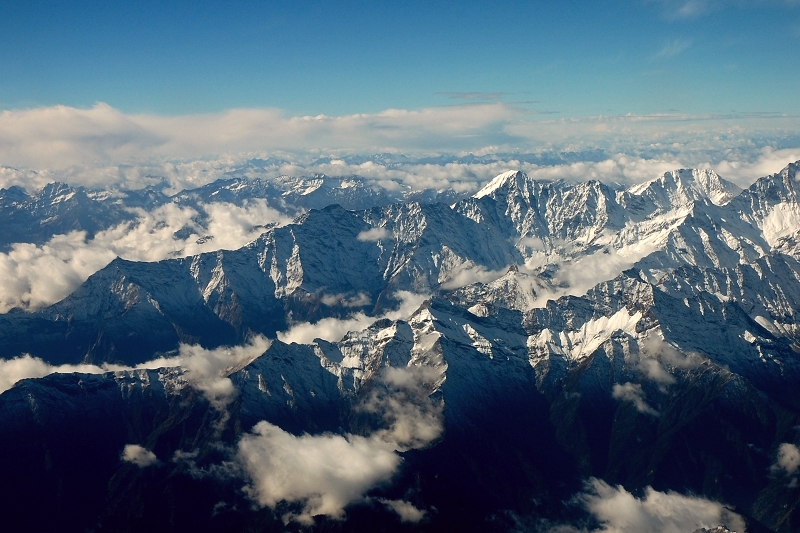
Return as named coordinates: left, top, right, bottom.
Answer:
left=1, top=163, right=799, bottom=532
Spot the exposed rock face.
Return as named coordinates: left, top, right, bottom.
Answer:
left=1, top=164, right=800, bottom=532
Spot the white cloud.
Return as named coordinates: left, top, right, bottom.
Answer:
left=357, top=365, right=445, bottom=452
left=518, top=236, right=546, bottom=252
left=0, top=200, right=289, bottom=312
left=712, top=146, right=800, bottom=186
left=173, top=336, right=271, bottom=409
left=772, top=442, right=800, bottom=475
left=638, top=358, right=677, bottom=385
left=278, top=291, right=427, bottom=345
left=237, top=364, right=443, bottom=524
left=0, top=102, right=519, bottom=172
left=662, top=0, right=718, bottom=19
left=635, top=334, right=705, bottom=386
left=357, top=227, right=391, bottom=242
left=563, top=478, right=746, bottom=533
left=0, top=354, right=111, bottom=394
left=612, top=383, right=660, bottom=416
left=377, top=498, right=427, bottom=523
left=1, top=103, right=798, bottom=196
left=440, top=263, right=509, bottom=290
left=238, top=422, right=400, bottom=525
left=526, top=244, right=660, bottom=308
left=654, top=0, right=800, bottom=20
left=320, top=292, right=372, bottom=307
left=278, top=313, right=378, bottom=346
left=121, top=444, right=159, bottom=467
left=0, top=336, right=270, bottom=408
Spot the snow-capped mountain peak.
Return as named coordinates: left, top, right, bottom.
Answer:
left=472, top=169, right=526, bottom=199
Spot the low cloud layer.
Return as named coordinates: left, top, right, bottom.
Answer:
left=553, top=478, right=746, bottom=533
left=278, top=291, right=428, bottom=345
left=0, top=336, right=270, bottom=404
left=237, top=364, right=443, bottom=524
left=0, top=354, right=113, bottom=394
left=0, top=103, right=798, bottom=195
left=0, top=201, right=289, bottom=312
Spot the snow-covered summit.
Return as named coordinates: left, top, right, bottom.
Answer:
left=472, top=170, right=527, bottom=199
left=624, top=168, right=741, bottom=210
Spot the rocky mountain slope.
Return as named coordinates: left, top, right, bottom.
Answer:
left=1, top=163, right=799, bottom=532
left=0, top=170, right=471, bottom=251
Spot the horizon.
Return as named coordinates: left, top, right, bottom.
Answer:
left=1, top=1, right=799, bottom=193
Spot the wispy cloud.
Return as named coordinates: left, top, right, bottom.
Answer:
left=655, top=0, right=800, bottom=20
left=436, top=92, right=507, bottom=100
left=671, top=0, right=717, bottom=18
left=654, top=38, right=693, bottom=58
left=612, top=382, right=660, bottom=416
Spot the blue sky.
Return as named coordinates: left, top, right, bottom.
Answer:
left=2, top=0, right=799, bottom=117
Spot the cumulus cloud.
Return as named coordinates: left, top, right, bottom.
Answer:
left=121, top=444, right=159, bottom=467
left=237, top=364, right=443, bottom=524
left=640, top=335, right=704, bottom=369
left=612, top=382, right=660, bottom=416
left=278, top=314, right=380, bottom=346
left=712, top=146, right=800, bottom=187
left=278, top=291, right=428, bottom=345
left=558, top=478, right=746, bottom=533
left=357, top=227, right=391, bottom=242
left=0, top=200, right=289, bottom=312
left=638, top=358, right=676, bottom=385
left=518, top=236, right=546, bottom=252
left=771, top=442, right=800, bottom=475
left=238, top=422, right=400, bottom=524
